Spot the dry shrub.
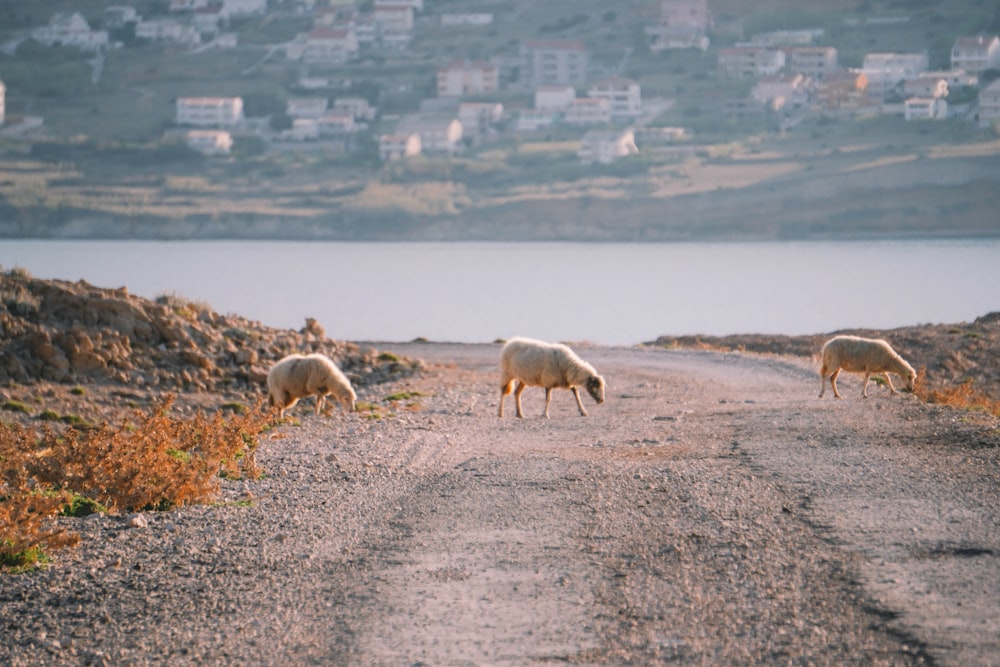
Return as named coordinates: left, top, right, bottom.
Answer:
left=913, top=368, right=1000, bottom=417
left=1, top=396, right=271, bottom=567
left=0, top=422, right=80, bottom=568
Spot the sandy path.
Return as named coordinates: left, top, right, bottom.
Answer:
left=1, top=343, right=998, bottom=666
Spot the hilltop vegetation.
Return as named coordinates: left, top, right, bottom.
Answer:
left=0, top=0, right=999, bottom=239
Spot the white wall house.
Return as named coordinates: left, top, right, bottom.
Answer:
left=103, top=6, right=140, bottom=28
left=902, top=77, right=948, bottom=99
left=287, top=98, right=329, bottom=119
left=718, top=46, right=786, bottom=78
left=861, top=52, right=929, bottom=99
left=520, top=40, right=588, bottom=88
left=374, top=4, right=414, bottom=49
left=647, top=0, right=711, bottom=51
left=290, top=28, right=359, bottom=64
left=903, top=97, right=947, bottom=121
left=396, top=116, right=463, bottom=153
left=535, top=85, right=576, bottom=111
left=222, top=0, right=268, bottom=18
left=436, top=61, right=499, bottom=97
left=33, top=12, right=108, bottom=51
left=333, top=97, right=376, bottom=121
left=185, top=129, right=233, bottom=155
left=783, top=47, right=838, bottom=81
left=588, top=76, right=642, bottom=119
left=951, top=36, right=1000, bottom=75
left=379, top=133, right=421, bottom=160
left=176, top=97, right=244, bottom=127
left=979, top=78, right=1000, bottom=129
left=458, top=102, right=503, bottom=137
left=564, top=97, right=612, bottom=125
left=920, top=69, right=978, bottom=88
left=318, top=112, right=355, bottom=135
left=136, top=19, right=201, bottom=45
left=578, top=129, right=638, bottom=164
left=752, top=73, right=810, bottom=108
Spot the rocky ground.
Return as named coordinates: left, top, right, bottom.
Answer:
left=1, top=275, right=999, bottom=666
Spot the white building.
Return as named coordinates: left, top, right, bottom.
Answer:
left=578, top=129, right=638, bottom=164
left=441, top=14, right=492, bottom=26
left=176, top=97, right=244, bottom=127
left=436, top=61, right=499, bottom=97
left=396, top=116, right=463, bottom=153
left=752, top=73, right=810, bottom=108
left=374, top=4, right=414, bottom=49
left=516, top=110, right=556, bottom=132
left=588, top=76, right=642, bottom=119
left=783, top=47, right=838, bottom=81
left=458, top=102, right=503, bottom=137
left=318, top=112, right=355, bottom=135
left=903, top=97, right=947, bottom=121
left=33, top=12, right=109, bottom=51
left=718, top=46, right=786, bottom=78
left=951, top=36, right=1000, bottom=75
left=292, top=28, right=359, bottom=64
left=286, top=98, right=329, bottom=119
left=534, top=85, right=576, bottom=111
left=979, top=78, right=1000, bottom=129
left=564, top=97, right=612, bottom=126
left=648, top=0, right=711, bottom=51
left=379, top=133, right=421, bottom=160
left=861, top=52, right=929, bottom=99
left=902, top=77, right=948, bottom=99
left=333, top=97, right=376, bottom=121
left=103, top=6, right=140, bottom=28
left=222, top=0, right=268, bottom=18
left=520, top=40, right=588, bottom=88
left=184, top=129, right=233, bottom=155
left=136, top=19, right=201, bottom=46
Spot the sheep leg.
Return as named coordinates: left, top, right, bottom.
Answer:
left=861, top=373, right=871, bottom=398
left=314, top=394, right=326, bottom=415
left=883, top=373, right=897, bottom=394
left=499, top=379, right=514, bottom=417
left=514, top=381, right=527, bottom=419
left=830, top=369, right=842, bottom=399
left=572, top=387, right=588, bottom=417
left=543, top=387, right=552, bottom=418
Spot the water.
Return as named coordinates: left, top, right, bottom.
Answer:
left=1, top=240, right=997, bottom=346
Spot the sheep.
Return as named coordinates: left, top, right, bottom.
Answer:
left=267, top=353, right=356, bottom=418
left=498, top=336, right=606, bottom=418
left=819, top=335, right=916, bottom=399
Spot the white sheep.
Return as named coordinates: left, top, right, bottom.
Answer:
left=267, top=353, right=356, bottom=418
left=819, top=335, right=916, bottom=399
left=498, top=336, right=606, bottom=418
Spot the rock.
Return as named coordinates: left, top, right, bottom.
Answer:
left=127, top=514, right=149, bottom=529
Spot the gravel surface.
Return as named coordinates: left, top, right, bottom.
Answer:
left=2, top=342, right=999, bottom=666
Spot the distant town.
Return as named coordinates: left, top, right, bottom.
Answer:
left=2, top=0, right=998, bottom=160
left=0, top=0, right=998, bottom=240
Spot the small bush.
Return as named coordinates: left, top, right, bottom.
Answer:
left=3, top=400, right=31, bottom=414
left=1, top=397, right=272, bottom=568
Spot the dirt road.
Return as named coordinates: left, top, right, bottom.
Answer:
left=2, top=343, right=999, bottom=666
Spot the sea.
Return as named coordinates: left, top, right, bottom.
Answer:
left=1, top=239, right=998, bottom=346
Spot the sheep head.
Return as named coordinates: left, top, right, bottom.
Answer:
left=586, top=375, right=606, bottom=404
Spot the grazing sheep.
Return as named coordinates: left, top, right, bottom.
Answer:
left=267, top=353, right=356, bottom=418
left=819, top=335, right=916, bottom=399
left=499, top=336, right=606, bottom=418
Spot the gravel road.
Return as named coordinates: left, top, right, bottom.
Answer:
left=2, top=343, right=998, bottom=666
